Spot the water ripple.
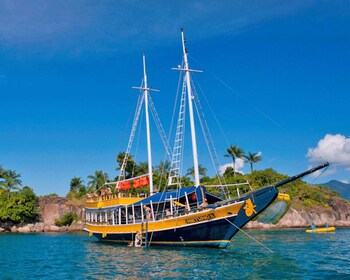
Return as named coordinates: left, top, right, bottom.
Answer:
left=1, top=229, right=350, bottom=279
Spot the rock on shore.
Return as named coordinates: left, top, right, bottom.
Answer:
left=2, top=195, right=349, bottom=233
left=2, top=196, right=85, bottom=233
left=245, top=197, right=350, bottom=229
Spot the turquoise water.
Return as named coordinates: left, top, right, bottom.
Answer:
left=1, top=228, right=349, bottom=279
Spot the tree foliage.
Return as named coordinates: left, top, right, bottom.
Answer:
left=87, top=170, right=109, bottom=193
left=224, top=145, right=244, bottom=177
left=0, top=169, right=22, bottom=199
left=55, top=212, right=79, bottom=227
left=0, top=186, right=39, bottom=224
left=67, top=177, right=86, bottom=199
left=116, top=152, right=136, bottom=179
left=244, top=152, right=262, bottom=173
left=186, top=164, right=207, bottom=179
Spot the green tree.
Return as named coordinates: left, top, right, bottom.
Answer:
left=152, top=161, right=171, bottom=191
left=0, top=186, right=39, bottom=224
left=0, top=165, right=5, bottom=194
left=87, top=171, right=109, bottom=193
left=156, top=161, right=170, bottom=175
left=246, top=168, right=287, bottom=189
left=0, top=165, right=5, bottom=178
left=134, top=161, right=149, bottom=176
left=55, top=212, right=79, bottom=227
left=244, top=152, right=262, bottom=173
left=67, top=177, right=86, bottom=199
left=0, top=169, right=22, bottom=199
left=186, top=164, right=207, bottom=179
left=224, top=145, right=244, bottom=177
left=116, top=152, right=136, bottom=179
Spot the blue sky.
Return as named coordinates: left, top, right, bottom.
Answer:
left=1, top=0, right=349, bottom=196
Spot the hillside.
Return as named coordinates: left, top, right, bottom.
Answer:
left=320, top=180, right=350, bottom=201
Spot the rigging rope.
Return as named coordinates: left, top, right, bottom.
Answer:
left=310, top=163, right=329, bottom=185
left=224, top=218, right=273, bottom=253
left=188, top=54, right=288, bottom=134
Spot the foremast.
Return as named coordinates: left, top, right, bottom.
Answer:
left=132, top=54, right=159, bottom=195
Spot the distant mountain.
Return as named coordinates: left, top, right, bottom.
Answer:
left=320, top=180, right=350, bottom=201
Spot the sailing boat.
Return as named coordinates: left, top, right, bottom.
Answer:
left=84, top=29, right=329, bottom=248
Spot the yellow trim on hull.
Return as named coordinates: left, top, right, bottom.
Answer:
left=85, top=201, right=244, bottom=235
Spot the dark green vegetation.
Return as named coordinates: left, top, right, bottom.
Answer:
left=69, top=146, right=346, bottom=210
left=55, top=212, right=79, bottom=227
left=0, top=165, right=39, bottom=225
left=0, top=142, right=345, bottom=228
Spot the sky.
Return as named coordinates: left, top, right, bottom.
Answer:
left=1, top=0, right=349, bottom=196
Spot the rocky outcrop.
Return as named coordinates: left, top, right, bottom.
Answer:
left=246, top=197, right=350, bottom=229
left=2, top=195, right=349, bottom=233
left=39, top=197, right=85, bottom=226
left=1, top=197, right=86, bottom=233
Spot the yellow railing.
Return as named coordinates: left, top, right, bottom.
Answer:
left=86, top=193, right=148, bottom=209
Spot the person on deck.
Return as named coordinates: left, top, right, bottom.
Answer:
left=143, top=205, right=152, bottom=221
left=165, top=209, right=172, bottom=219
left=199, top=199, right=208, bottom=210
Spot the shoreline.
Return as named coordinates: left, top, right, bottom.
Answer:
left=1, top=220, right=349, bottom=234
left=2, top=196, right=349, bottom=234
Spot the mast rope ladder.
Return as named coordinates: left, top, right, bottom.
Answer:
left=168, top=77, right=187, bottom=187
left=119, top=90, right=145, bottom=181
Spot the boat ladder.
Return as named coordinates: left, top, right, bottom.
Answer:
left=141, top=220, right=149, bottom=247
left=168, top=78, right=187, bottom=187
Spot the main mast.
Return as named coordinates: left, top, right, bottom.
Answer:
left=181, top=29, right=201, bottom=187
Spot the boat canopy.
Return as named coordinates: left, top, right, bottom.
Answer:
left=133, top=186, right=221, bottom=207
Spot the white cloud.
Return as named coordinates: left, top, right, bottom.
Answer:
left=306, top=134, right=350, bottom=166
left=340, top=179, right=349, bottom=184
left=219, top=158, right=245, bottom=175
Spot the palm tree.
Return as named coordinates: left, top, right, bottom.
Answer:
left=0, top=165, right=5, bottom=178
left=0, top=165, right=5, bottom=188
left=186, top=164, right=207, bottom=179
left=134, top=162, right=149, bottom=176
left=153, top=161, right=171, bottom=190
left=224, top=145, right=245, bottom=177
left=155, top=161, right=170, bottom=176
left=244, top=152, right=262, bottom=173
left=87, top=171, right=109, bottom=193
left=70, top=177, right=85, bottom=192
left=69, top=177, right=86, bottom=198
left=0, top=169, right=22, bottom=199
left=116, top=152, right=136, bottom=179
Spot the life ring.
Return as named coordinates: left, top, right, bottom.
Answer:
left=190, top=193, right=197, bottom=201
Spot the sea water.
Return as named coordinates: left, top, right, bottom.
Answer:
left=1, top=228, right=349, bottom=279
